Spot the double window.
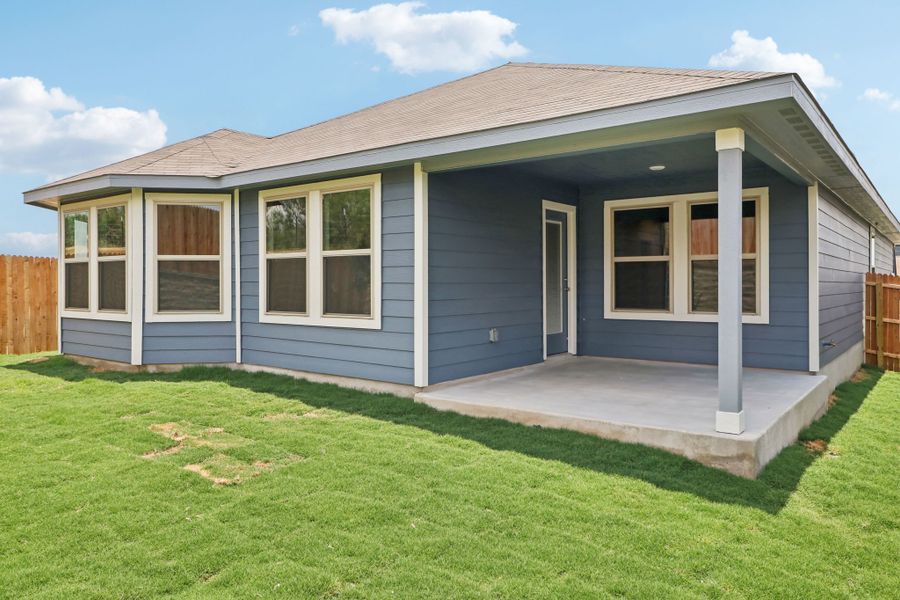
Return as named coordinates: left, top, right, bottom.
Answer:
left=60, top=195, right=130, bottom=319
left=259, top=174, right=381, bottom=329
left=146, top=193, right=232, bottom=322
left=604, top=188, right=769, bottom=323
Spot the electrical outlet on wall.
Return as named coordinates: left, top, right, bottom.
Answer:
left=488, top=327, right=499, bottom=343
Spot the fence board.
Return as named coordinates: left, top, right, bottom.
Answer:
left=0, top=255, right=58, bottom=354
left=865, top=272, right=900, bottom=371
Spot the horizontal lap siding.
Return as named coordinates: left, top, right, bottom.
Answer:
left=240, top=167, right=414, bottom=384
left=579, top=168, right=809, bottom=370
left=427, top=169, right=577, bottom=384
left=142, top=193, right=237, bottom=364
left=818, top=190, right=867, bottom=366
left=873, top=232, right=895, bottom=274
left=62, top=317, right=130, bottom=363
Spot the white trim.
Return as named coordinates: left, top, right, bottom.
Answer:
left=257, top=173, right=382, bottom=330
left=58, top=193, right=133, bottom=322
left=129, top=188, right=143, bottom=365
left=715, top=127, right=745, bottom=152
left=603, top=188, right=770, bottom=324
left=542, top=200, right=578, bottom=358
left=808, top=183, right=820, bottom=373
left=413, top=163, right=429, bottom=387
left=715, top=410, right=746, bottom=435
left=234, top=189, right=242, bottom=363
left=145, top=193, right=233, bottom=323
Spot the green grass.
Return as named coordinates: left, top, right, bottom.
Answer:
left=0, top=355, right=897, bottom=599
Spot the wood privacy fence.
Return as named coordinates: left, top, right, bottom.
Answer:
left=865, top=272, right=900, bottom=371
left=0, top=255, right=58, bottom=354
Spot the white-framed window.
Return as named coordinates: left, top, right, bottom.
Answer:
left=258, top=173, right=382, bottom=329
left=59, top=194, right=131, bottom=321
left=603, top=187, right=769, bottom=324
left=146, top=193, right=232, bottom=322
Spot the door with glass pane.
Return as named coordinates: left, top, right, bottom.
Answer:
left=544, top=211, right=568, bottom=355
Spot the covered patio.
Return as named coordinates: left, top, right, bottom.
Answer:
left=416, top=356, right=829, bottom=477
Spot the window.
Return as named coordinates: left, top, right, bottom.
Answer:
left=59, top=195, right=131, bottom=320
left=611, top=206, right=671, bottom=311
left=147, top=194, right=232, bottom=322
left=689, top=200, right=758, bottom=314
left=258, top=174, right=381, bottom=329
left=604, top=188, right=769, bottom=324
left=265, top=197, right=308, bottom=314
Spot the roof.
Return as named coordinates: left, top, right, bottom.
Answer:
left=37, top=63, right=782, bottom=189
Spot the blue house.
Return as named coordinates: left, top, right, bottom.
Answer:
left=25, top=63, right=899, bottom=476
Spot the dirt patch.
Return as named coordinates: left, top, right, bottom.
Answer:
left=25, top=356, right=49, bottom=364
left=142, top=422, right=245, bottom=459
left=183, top=453, right=299, bottom=486
left=143, top=421, right=301, bottom=485
left=827, top=394, right=839, bottom=409
left=850, top=369, right=869, bottom=383
left=803, top=439, right=829, bottom=454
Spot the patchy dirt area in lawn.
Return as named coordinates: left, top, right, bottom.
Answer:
left=143, top=421, right=302, bottom=485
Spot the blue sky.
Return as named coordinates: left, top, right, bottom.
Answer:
left=2, top=0, right=899, bottom=255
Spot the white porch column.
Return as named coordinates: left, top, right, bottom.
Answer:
left=715, top=128, right=745, bottom=434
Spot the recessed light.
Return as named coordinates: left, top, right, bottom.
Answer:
left=649, top=165, right=666, bottom=171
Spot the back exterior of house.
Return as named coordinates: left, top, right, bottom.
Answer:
left=29, top=63, right=899, bottom=413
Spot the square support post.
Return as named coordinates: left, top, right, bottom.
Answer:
left=715, top=128, right=745, bottom=434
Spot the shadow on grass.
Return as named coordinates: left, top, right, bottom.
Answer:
left=7, top=356, right=882, bottom=514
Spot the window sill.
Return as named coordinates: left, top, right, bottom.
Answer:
left=145, top=312, right=232, bottom=323
left=259, top=312, right=382, bottom=330
left=603, top=310, right=769, bottom=325
left=60, top=310, right=131, bottom=322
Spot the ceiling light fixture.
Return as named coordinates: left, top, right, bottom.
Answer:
left=649, top=165, right=666, bottom=171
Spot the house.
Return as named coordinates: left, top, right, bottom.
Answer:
left=25, top=63, right=900, bottom=477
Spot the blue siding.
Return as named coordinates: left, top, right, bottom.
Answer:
left=61, top=317, right=131, bottom=363
left=817, top=189, right=867, bottom=367
left=427, top=169, right=577, bottom=384
left=142, top=192, right=237, bottom=365
left=579, top=167, right=810, bottom=370
left=240, top=167, right=415, bottom=384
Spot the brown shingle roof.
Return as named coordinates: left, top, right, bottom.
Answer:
left=37, top=63, right=781, bottom=189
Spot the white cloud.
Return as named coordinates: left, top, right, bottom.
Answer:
left=319, top=2, right=527, bottom=74
left=0, top=231, right=57, bottom=257
left=861, top=87, right=900, bottom=111
left=288, top=24, right=301, bottom=36
left=0, top=76, right=167, bottom=180
left=709, top=30, right=839, bottom=92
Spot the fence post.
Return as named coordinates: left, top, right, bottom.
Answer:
left=875, top=276, right=885, bottom=369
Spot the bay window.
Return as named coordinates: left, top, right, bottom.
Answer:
left=60, top=195, right=131, bottom=319
left=604, top=188, right=769, bottom=323
left=147, top=194, right=232, bottom=322
left=258, top=174, right=381, bottom=329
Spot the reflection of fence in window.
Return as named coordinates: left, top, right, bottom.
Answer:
left=155, top=203, right=222, bottom=313
left=689, top=199, right=759, bottom=314
left=0, top=255, right=58, bottom=354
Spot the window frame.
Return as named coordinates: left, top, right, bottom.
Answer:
left=603, top=187, right=769, bottom=324
left=146, top=193, right=233, bottom=323
left=58, top=194, right=132, bottom=321
left=258, top=173, right=382, bottom=329
left=609, top=203, right=673, bottom=313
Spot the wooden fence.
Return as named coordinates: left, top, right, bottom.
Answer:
left=865, top=272, right=900, bottom=371
left=0, top=255, right=58, bottom=354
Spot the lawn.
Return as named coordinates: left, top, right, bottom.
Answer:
left=0, top=355, right=897, bottom=599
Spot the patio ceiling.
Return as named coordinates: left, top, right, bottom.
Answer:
left=495, top=135, right=771, bottom=187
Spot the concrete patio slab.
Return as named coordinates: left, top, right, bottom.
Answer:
left=415, top=356, right=830, bottom=477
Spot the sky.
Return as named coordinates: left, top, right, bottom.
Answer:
left=1, top=0, right=899, bottom=256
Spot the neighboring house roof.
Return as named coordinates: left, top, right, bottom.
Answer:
left=36, top=63, right=781, bottom=189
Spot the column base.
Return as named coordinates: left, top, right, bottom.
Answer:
left=715, top=410, right=746, bottom=435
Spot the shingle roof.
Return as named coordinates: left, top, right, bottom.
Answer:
left=37, top=63, right=782, bottom=189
